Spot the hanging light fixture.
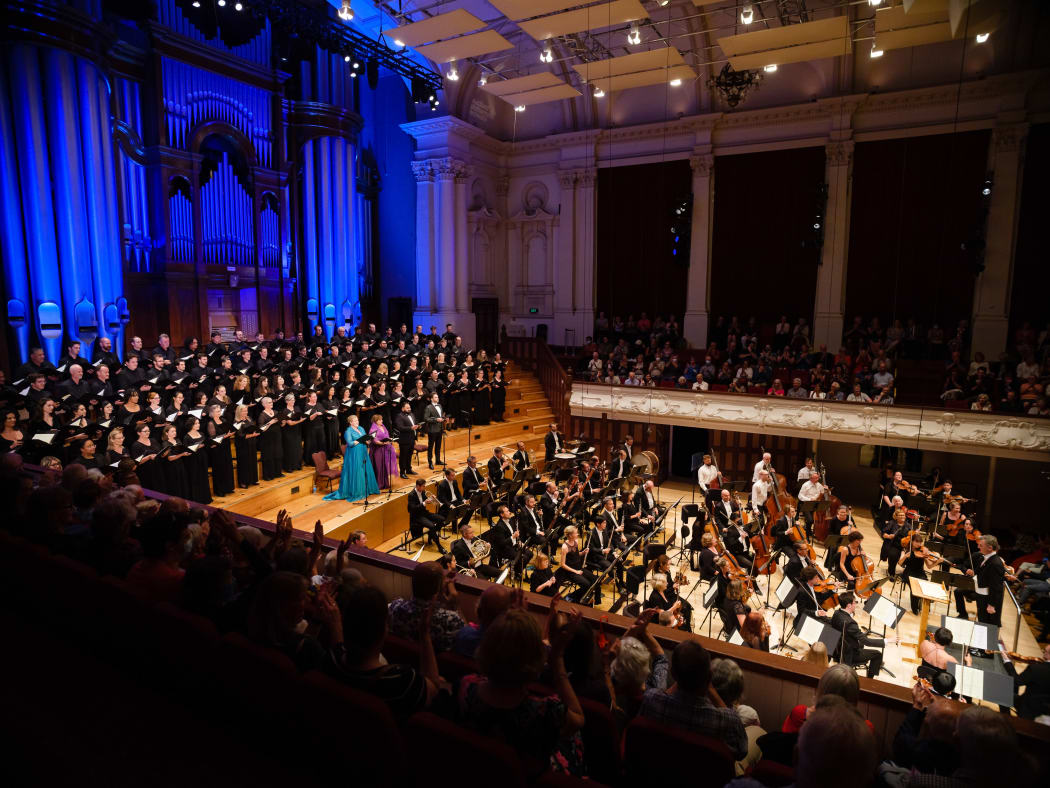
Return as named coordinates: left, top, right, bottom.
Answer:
left=479, top=75, right=487, bottom=86
left=708, top=63, right=763, bottom=108
left=763, top=64, right=777, bottom=73
left=868, top=0, right=883, bottom=6
left=514, top=104, right=526, bottom=113
left=975, top=32, right=990, bottom=43
left=446, top=61, right=459, bottom=81
left=627, top=23, right=641, bottom=45
left=870, top=41, right=884, bottom=58
left=740, top=4, right=754, bottom=25
left=540, top=41, right=553, bottom=63
left=668, top=78, right=682, bottom=86
left=338, top=1, right=354, bottom=22
left=234, top=2, right=242, bottom=10
left=593, top=86, right=605, bottom=98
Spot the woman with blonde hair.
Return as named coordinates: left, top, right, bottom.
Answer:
left=555, top=525, right=596, bottom=594
left=801, top=641, right=829, bottom=669
left=233, top=403, right=261, bottom=488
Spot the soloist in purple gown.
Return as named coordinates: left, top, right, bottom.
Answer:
left=369, top=423, right=398, bottom=489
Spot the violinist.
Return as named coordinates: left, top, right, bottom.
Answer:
left=771, top=504, right=796, bottom=552
left=823, top=507, right=857, bottom=572
left=919, top=627, right=971, bottom=679
left=880, top=471, right=906, bottom=521
left=647, top=575, right=687, bottom=630
left=650, top=553, right=693, bottom=629
left=713, top=489, right=739, bottom=529
left=722, top=515, right=754, bottom=572
left=880, top=508, right=907, bottom=579
left=953, top=534, right=1006, bottom=627
left=938, top=501, right=965, bottom=536
left=795, top=566, right=833, bottom=618
left=899, top=534, right=941, bottom=614
left=943, top=516, right=979, bottom=568
left=697, top=532, right=720, bottom=581
left=834, top=532, right=866, bottom=588
left=1001, top=642, right=1050, bottom=721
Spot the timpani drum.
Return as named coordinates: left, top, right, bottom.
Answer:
left=631, top=450, right=660, bottom=478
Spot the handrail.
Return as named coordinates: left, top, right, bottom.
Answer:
left=1006, top=582, right=1023, bottom=654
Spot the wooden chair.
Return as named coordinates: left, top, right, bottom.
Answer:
left=312, top=451, right=340, bottom=491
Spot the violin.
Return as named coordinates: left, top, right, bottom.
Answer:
left=1002, top=651, right=1047, bottom=664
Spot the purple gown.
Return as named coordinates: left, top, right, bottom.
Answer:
left=369, top=423, right=398, bottom=489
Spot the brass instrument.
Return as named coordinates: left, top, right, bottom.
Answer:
left=458, top=537, right=491, bottom=576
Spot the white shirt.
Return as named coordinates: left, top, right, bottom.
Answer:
left=697, top=464, right=719, bottom=489
left=720, top=500, right=733, bottom=520
left=446, top=479, right=461, bottom=504
left=974, top=551, right=997, bottom=596
left=798, top=481, right=825, bottom=502
left=752, top=460, right=769, bottom=483
left=623, top=443, right=632, bottom=460
left=645, top=490, right=654, bottom=509
left=751, top=481, right=769, bottom=509
left=797, top=466, right=812, bottom=482
left=551, top=431, right=561, bottom=451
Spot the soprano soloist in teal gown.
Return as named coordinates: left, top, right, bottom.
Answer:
left=323, top=425, right=380, bottom=501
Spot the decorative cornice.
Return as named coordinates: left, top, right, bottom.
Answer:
left=569, top=384, right=1050, bottom=462
left=556, top=170, right=576, bottom=189
left=400, top=115, right=487, bottom=142
left=689, top=153, right=715, bottom=177
left=575, top=168, right=596, bottom=188
left=993, top=122, right=1029, bottom=153
left=4, top=0, right=115, bottom=71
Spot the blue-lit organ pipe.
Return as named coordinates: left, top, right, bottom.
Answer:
left=260, top=197, right=279, bottom=268
left=160, top=58, right=271, bottom=168
left=156, top=0, right=271, bottom=68
left=116, top=78, right=152, bottom=273
left=169, top=188, right=194, bottom=263
left=299, top=136, right=359, bottom=340
left=0, top=44, right=125, bottom=363
left=201, top=153, right=253, bottom=266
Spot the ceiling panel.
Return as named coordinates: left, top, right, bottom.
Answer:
left=481, top=71, right=563, bottom=96
left=875, top=5, right=950, bottom=32
left=501, top=83, right=583, bottom=106
left=574, top=47, right=686, bottom=81
left=874, top=5, right=953, bottom=50
left=415, top=30, right=514, bottom=64
left=488, top=0, right=579, bottom=20
left=728, top=38, right=849, bottom=71
left=589, top=64, right=696, bottom=93
left=381, top=9, right=485, bottom=48
left=517, top=0, right=646, bottom=41
left=718, top=15, right=849, bottom=57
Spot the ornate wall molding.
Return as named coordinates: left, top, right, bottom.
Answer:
left=689, top=153, right=715, bottom=177
left=993, top=123, right=1029, bottom=154
left=569, top=384, right=1050, bottom=461
left=825, top=140, right=855, bottom=168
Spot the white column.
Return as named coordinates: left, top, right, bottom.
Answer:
left=411, top=160, right=435, bottom=313
left=436, top=161, right=456, bottom=313
left=683, top=152, right=714, bottom=349
left=571, top=168, right=597, bottom=348
left=455, top=169, right=469, bottom=313
left=813, top=140, right=854, bottom=352
left=971, top=122, right=1027, bottom=360
left=496, top=174, right=511, bottom=309
left=554, top=170, right=576, bottom=335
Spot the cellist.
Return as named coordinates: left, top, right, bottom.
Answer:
left=722, top=512, right=754, bottom=572
left=823, top=506, right=857, bottom=572
left=771, top=504, right=797, bottom=553
left=834, top=531, right=866, bottom=589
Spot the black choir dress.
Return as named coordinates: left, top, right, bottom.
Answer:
left=181, top=432, right=212, bottom=504
left=257, top=411, right=283, bottom=481
left=205, top=418, right=235, bottom=496
left=473, top=377, right=491, bottom=425
left=233, top=419, right=260, bottom=488
left=491, top=377, right=507, bottom=421
left=129, top=438, right=160, bottom=491
left=321, top=399, right=341, bottom=458
left=301, top=405, right=326, bottom=465
left=280, top=407, right=303, bottom=472
left=156, top=439, right=190, bottom=499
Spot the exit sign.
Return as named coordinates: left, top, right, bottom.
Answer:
left=529, top=307, right=539, bottom=314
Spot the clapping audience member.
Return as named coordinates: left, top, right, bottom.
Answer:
left=388, top=561, right=466, bottom=653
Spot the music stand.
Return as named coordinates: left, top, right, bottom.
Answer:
left=931, top=570, right=974, bottom=595
left=793, top=613, right=840, bottom=654
left=695, top=579, right=721, bottom=639
left=908, top=576, right=950, bottom=658
left=775, top=581, right=801, bottom=652
left=822, top=533, right=844, bottom=564
left=948, top=663, right=1014, bottom=707
left=936, top=615, right=998, bottom=653
left=863, top=592, right=905, bottom=678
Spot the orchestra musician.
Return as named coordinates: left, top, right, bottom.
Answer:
left=511, top=440, right=532, bottom=473
left=461, top=455, right=484, bottom=498
left=751, top=470, right=772, bottom=528
left=899, top=534, right=941, bottom=615
left=488, top=505, right=530, bottom=575
left=752, top=452, right=773, bottom=483
left=517, top=494, right=546, bottom=547
left=555, top=525, right=596, bottom=600
left=938, top=501, right=966, bottom=535
left=880, top=508, right=907, bottom=579
left=823, top=506, right=856, bottom=571
left=771, top=505, right=797, bottom=553
left=406, top=478, right=445, bottom=554
left=784, top=541, right=814, bottom=585
left=796, top=458, right=816, bottom=489
left=585, top=508, right=619, bottom=600
left=608, top=449, right=630, bottom=482
left=636, top=479, right=663, bottom=523
left=450, top=524, right=501, bottom=580
left=834, top=532, right=866, bottom=588
left=830, top=592, right=885, bottom=678
left=436, top=468, right=472, bottom=530
left=880, top=471, right=907, bottom=522
left=722, top=515, right=754, bottom=572
left=539, top=481, right=561, bottom=530
left=544, top=423, right=563, bottom=464
left=620, top=489, right=651, bottom=538
left=579, top=461, right=600, bottom=498
left=796, top=471, right=826, bottom=539
left=697, top=454, right=722, bottom=508
left=621, top=434, right=634, bottom=462
left=712, top=489, right=739, bottom=530
left=795, top=566, right=832, bottom=619
left=953, top=534, right=1006, bottom=627
left=487, top=446, right=511, bottom=485
left=697, top=532, right=720, bottom=581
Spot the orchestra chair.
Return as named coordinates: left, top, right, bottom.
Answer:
left=406, top=712, right=529, bottom=788
left=312, top=451, right=341, bottom=492
left=625, top=716, right=735, bottom=787
left=749, top=759, right=795, bottom=786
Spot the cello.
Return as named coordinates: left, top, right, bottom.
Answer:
left=851, top=548, right=879, bottom=600
left=737, top=491, right=777, bottom=576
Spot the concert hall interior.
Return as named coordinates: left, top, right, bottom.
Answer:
left=4, top=1, right=1050, bottom=786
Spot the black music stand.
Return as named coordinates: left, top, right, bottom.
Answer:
left=793, top=612, right=840, bottom=654
left=822, top=533, right=845, bottom=565
left=775, top=579, right=802, bottom=653
left=932, top=570, right=974, bottom=594
left=694, top=578, right=722, bottom=639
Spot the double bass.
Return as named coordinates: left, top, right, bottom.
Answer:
left=813, top=461, right=838, bottom=543
left=737, top=491, right=776, bottom=576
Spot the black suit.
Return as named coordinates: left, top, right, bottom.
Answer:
left=608, top=457, right=630, bottom=481
left=771, top=515, right=794, bottom=552
left=723, top=524, right=753, bottom=572
left=795, top=583, right=822, bottom=618
left=953, top=552, right=1006, bottom=626
left=544, top=431, right=562, bottom=463
left=450, top=537, right=500, bottom=580
left=712, top=499, right=739, bottom=529
left=830, top=609, right=884, bottom=678
left=393, top=411, right=418, bottom=475
left=488, top=518, right=527, bottom=568
left=423, top=402, right=445, bottom=465
left=406, top=488, right=442, bottom=544
left=436, top=477, right=471, bottom=529
left=517, top=505, right=544, bottom=546
left=512, top=449, right=531, bottom=473
left=539, top=493, right=560, bottom=529
left=487, top=455, right=508, bottom=485
left=461, top=465, right=484, bottom=497
left=783, top=553, right=806, bottom=585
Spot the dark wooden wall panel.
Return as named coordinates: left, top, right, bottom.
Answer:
left=1009, top=122, right=1049, bottom=343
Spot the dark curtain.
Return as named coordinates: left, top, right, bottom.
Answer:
left=709, top=146, right=825, bottom=335
left=595, top=160, right=691, bottom=325
left=845, top=131, right=991, bottom=332
left=1009, top=123, right=1049, bottom=344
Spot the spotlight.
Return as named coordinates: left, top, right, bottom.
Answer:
left=353, top=60, right=360, bottom=69
left=338, top=1, right=354, bottom=22
left=192, top=0, right=200, bottom=6
left=540, top=42, right=553, bottom=64
left=975, top=32, right=989, bottom=43
left=433, top=100, right=439, bottom=106
left=870, top=42, right=884, bottom=58
left=429, top=94, right=435, bottom=101
left=446, top=62, right=459, bottom=81
left=868, top=0, right=883, bottom=5
left=479, top=75, right=487, bottom=86
left=627, top=24, right=641, bottom=46
left=763, top=64, right=777, bottom=73
left=659, top=0, right=669, bottom=5
left=593, top=86, right=605, bottom=98
left=234, top=2, right=242, bottom=10
left=813, top=221, right=821, bottom=230
left=669, top=78, right=682, bottom=86
left=394, top=39, right=404, bottom=48
left=350, top=71, right=357, bottom=78
left=514, top=104, right=526, bottom=113
left=981, top=178, right=993, bottom=196
left=740, top=4, right=754, bottom=25
left=217, top=0, right=225, bottom=6
left=344, top=55, right=351, bottom=62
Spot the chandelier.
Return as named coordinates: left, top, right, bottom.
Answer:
left=708, top=64, right=763, bottom=108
